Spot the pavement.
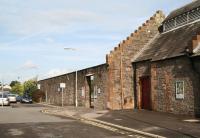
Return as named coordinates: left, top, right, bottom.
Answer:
left=40, top=103, right=200, bottom=138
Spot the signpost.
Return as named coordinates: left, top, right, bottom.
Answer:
left=60, top=83, right=66, bottom=107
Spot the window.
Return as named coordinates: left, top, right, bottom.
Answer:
left=175, top=81, right=184, bottom=99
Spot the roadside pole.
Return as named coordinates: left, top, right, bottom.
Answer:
left=1, top=80, right=3, bottom=108
left=75, top=70, right=78, bottom=107
left=63, top=47, right=78, bottom=108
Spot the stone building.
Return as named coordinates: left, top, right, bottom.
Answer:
left=132, top=1, right=200, bottom=116
left=38, top=64, right=108, bottom=110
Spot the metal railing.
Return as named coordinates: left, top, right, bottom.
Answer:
left=163, top=7, right=200, bottom=32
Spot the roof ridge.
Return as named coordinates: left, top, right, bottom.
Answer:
left=165, top=1, right=200, bottom=21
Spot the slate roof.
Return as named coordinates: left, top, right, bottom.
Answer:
left=165, top=0, right=200, bottom=21
left=133, top=21, right=200, bottom=63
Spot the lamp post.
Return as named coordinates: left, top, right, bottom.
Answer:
left=64, top=47, right=78, bottom=107
left=1, top=80, right=3, bottom=108
left=75, top=70, right=78, bottom=107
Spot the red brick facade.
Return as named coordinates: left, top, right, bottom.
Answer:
left=106, top=11, right=165, bottom=110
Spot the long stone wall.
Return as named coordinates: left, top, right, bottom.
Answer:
left=38, top=64, right=108, bottom=110
left=106, top=11, right=165, bottom=110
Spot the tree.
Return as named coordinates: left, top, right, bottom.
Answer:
left=10, top=81, right=20, bottom=87
left=24, top=80, right=37, bottom=97
left=11, top=83, right=24, bottom=95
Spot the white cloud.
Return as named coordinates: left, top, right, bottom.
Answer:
left=0, top=9, right=100, bottom=35
left=21, top=60, right=39, bottom=70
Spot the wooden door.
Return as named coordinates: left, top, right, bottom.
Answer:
left=140, top=76, right=151, bottom=110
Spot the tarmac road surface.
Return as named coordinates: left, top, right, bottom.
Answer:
left=0, top=103, right=132, bottom=138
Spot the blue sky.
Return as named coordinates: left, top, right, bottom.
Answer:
left=0, top=0, right=191, bottom=83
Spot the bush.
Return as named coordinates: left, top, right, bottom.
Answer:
left=32, top=90, right=45, bottom=103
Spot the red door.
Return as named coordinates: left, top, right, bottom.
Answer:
left=140, top=76, right=151, bottom=110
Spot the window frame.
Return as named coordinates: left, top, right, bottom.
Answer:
left=175, top=80, right=184, bottom=100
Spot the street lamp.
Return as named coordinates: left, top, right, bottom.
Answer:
left=64, top=48, right=76, bottom=51
left=64, top=47, right=78, bottom=107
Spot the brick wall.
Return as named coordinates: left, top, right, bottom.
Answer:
left=106, top=11, right=165, bottom=110
left=135, top=56, right=200, bottom=116
left=38, top=64, right=108, bottom=110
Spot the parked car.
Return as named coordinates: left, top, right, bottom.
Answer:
left=21, top=97, right=32, bottom=104
left=16, top=95, right=22, bottom=102
left=0, top=93, right=10, bottom=106
left=7, top=93, right=17, bottom=103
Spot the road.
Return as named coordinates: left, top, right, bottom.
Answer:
left=0, top=103, right=130, bottom=138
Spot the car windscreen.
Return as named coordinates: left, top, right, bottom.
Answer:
left=8, top=94, right=16, bottom=97
left=0, top=94, right=8, bottom=98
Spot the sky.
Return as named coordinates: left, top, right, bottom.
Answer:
left=0, top=0, right=191, bottom=84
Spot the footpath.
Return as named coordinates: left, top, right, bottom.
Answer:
left=39, top=103, right=200, bottom=138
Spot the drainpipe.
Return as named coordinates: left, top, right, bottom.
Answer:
left=133, top=63, right=138, bottom=109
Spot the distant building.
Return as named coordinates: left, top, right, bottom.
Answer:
left=0, top=85, right=11, bottom=91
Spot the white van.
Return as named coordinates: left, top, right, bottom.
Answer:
left=0, top=93, right=10, bottom=106
left=7, top=94, right=17, bottom=103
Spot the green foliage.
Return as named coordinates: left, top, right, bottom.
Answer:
left=24, top=80, right=37, bottom=97
left=10, top=81, right=20, bottom=87
left=11, top=83, right=24, bottom=95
